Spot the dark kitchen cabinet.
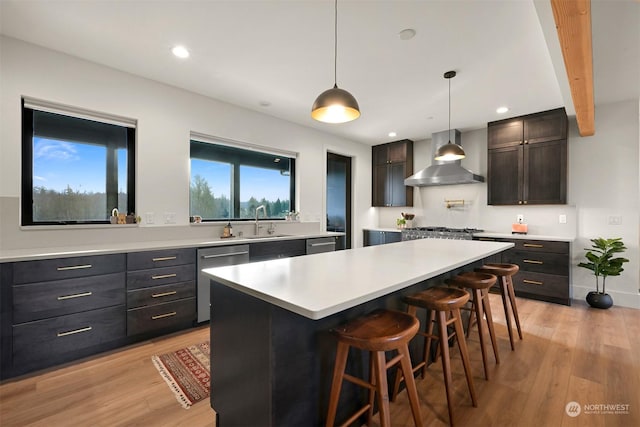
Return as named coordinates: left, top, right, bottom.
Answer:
left=372, top=139, right=413, bottom=207
left=249, top=239, right=306, bottom=262
left=1, top=254, right=127, bottom=379
left=363, top=229, right=402, bottom=246
left=487, top=108, right=567, bottom=205
left=126, top=248, right=196, bottom=337
left=473, top=236, right=570, bottom=305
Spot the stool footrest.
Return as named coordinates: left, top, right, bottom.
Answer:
left=343, top=373, right=375, bottom=391
left=339, top=404, right=372, bottom=427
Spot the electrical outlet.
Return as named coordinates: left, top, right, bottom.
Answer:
left=559, top=214, right=567, bottom=224
left=517, top=214, right=524, bottom=223
left=145, top=212, right=155, bottom=224
left=608, top=215, right=622, bottom=225
left=164, top=212, right=176, bottom=224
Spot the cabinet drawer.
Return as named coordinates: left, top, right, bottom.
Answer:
left=127, top=248, right=196, bottom=271
left=126, top=264, right=195, bottom=290
left=13, top=272, right=125, bottom=324
left=12, top=254, right=125, bottom=284
left=503, top=250, right=569, bottom=276
left=513, top=240, right=568, bottom=254
left=127, top=298, right=196, bottom=336
left=127, top=281, right=195, bottom=309
left=13, top=305, right=125, bottom=365
left=513, top=271, right=569, bottom=300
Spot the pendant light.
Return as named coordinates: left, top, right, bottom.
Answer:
left=434, top=70, right=466, bottom=161
left=311, top=0, right=360, bottom=124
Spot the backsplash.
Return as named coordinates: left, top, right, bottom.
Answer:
left=0, top=197, right=322, bottom=251
left=377, top=185, right=577, bottom=238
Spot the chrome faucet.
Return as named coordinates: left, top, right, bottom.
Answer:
left=255, top=205, right=266, bottom=235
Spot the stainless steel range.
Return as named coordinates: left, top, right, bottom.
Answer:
left=401, top=226, right=483, bottom=241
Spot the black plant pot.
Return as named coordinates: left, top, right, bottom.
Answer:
left=586, top=291, right=613, bottom=309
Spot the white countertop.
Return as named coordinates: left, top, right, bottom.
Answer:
left=204, top=238, right=514, bottom=320
left=473, top=232, right=575, bottom=242
left=0, top=232, right=343, bottom=262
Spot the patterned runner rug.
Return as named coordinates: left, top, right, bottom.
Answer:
left=151, top=341, right=211, bottom=409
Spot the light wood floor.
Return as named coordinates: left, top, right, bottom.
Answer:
left=1, top=295, right=638, bottom=427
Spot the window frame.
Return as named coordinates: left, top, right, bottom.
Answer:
left=189, top=138, right=296, bottom=222
left=21, top=99, right=136, bottom=226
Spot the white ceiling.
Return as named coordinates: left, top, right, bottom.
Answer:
left=1, top=0, right=638, bottom=145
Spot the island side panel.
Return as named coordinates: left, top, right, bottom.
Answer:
left=210, top=280, right=272, bottom=426
left=210, top=260, right=481, bottom=426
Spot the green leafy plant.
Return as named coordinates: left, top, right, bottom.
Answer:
left=578, top=238, right=629, bottom=294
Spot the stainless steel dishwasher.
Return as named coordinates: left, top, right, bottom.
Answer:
left=197, top=244, right=250, bottom=322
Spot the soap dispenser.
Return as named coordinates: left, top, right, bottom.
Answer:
left=222, top=221, right=233, bottom=238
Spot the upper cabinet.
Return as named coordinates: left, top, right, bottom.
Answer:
left=487, top=108, right=568, bottom=205
left=372, top=139, right=414, bottom=207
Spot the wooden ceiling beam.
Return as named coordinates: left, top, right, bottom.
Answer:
left=550, top=0, right=595, bottom=136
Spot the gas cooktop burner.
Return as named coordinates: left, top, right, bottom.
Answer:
left=401, top=226, right=484, bottom=241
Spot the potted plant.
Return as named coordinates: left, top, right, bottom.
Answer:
left=578, top=237, right=629, bottom=309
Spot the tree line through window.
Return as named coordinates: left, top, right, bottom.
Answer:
left=189, top=139, right=295, bottom=221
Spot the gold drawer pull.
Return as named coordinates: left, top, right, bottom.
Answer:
left=151, top=291, right=177, bottom=298
left=57, top=326, right=92, bottom=337
left=151, top=273, right=177, bottom=280
left=57, top=291, right=92, bottom=300
left=151, top=312, right=177, bottom=320
left=57, top=264, right=92, bottom=271
left=523, top=279, right=544, bottom=286
left=523, top=259, right=543, bottom=265
left=478, top=238, right=496, bottom=241
left=152, top=256, right=177, bottom=262
left=523, top=243, right=544, bottom=248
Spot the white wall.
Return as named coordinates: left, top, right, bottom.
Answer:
left=378, top=102, right=640, bottom=309
left=0, top=37, right=374, bottom=250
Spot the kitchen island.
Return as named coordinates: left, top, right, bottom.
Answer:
left=204, top=238, right=513, bottom=426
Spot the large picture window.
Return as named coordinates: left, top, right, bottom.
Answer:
left=190, top=138, right=295, bottom=221
left=21, top=99, right=136, bottom=225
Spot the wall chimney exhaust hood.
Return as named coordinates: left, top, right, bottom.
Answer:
left=404, top=129, right=485, bottom=187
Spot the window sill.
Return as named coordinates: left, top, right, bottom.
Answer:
left=20, top=224, right=139, bottom=231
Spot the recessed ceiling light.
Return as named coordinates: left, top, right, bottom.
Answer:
left=496, top=106, right=509, bottom=114
left=388, top=131, right=397, bottom=137
left=172, top=45, right=190, bottom=59
left=399, top=29, right=416, bottom=40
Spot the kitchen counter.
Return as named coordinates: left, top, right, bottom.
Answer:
left=473, top=232, right=575, bottom=242
left=362, top=227, right=401, bottom=233
left=0, top=231, right=343, bottom=263
left=205, top=238, right=513, bottom=426
left=204, top=238, right=512, bottom=320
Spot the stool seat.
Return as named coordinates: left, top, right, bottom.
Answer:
left=476, top=263, right=519, bottom=277
left=326, top=309, right=422, bottom=427
left=448, top=271, right=500, bottom=380
left=475, top=263, right=523, bottom=351
left=333, top=309, right=419, bottom=352
left=394, top=287, right=477, bottom=426
left=446, top=271, right=497, bottom=290
left=404, top=286, right=469, bottom=312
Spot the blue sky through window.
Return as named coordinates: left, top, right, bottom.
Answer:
left=33, top=137, right=107, bottom=193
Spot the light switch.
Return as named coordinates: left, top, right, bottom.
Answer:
left=559, top=214, right=567, bottom=224
left=145, top=212, right=155, bottom=224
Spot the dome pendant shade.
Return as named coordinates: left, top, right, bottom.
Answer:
left=434, top=141, right=466, bottom=161
left=311, top=84, right=360, bottom=124
left=435, top=70, right=465, bottom=161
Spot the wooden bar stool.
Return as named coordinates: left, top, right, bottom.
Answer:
left=475, top=263, right=523, bottom=350
left=392, top=287, right=477, bottom=427
left=326, top=309, right=423, bottom=427
left=446, top=272, right=499, bottom=380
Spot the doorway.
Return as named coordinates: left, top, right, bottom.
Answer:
left=326, top=152, right=352, bottom=250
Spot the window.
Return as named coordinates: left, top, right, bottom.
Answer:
left=21, top=99, right=136, bottom=225
left=190, top=138, right=295, bottom=221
